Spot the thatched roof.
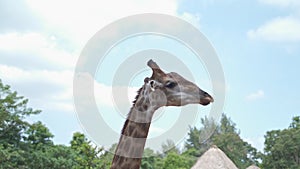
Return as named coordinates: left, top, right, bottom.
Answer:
left=246, top=165, right=260, bottom=169
left=191, top=145, right=238, bottom=169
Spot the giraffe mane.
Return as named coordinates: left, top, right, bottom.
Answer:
left=132, top=87, right=143, bottom=106
left=121, top=86, right=147, bottom=136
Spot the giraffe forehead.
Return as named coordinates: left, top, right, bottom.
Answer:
left=166, top=72, right=193, bottom=84
left=151, top=71, right=195, bottom=87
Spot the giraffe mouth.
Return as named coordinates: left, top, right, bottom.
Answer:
left=199, top=91, right=214, bottom=106
left=200, top=96, right=214, bottom=105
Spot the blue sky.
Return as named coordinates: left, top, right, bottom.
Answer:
left=0, top=0, right=299, bottom=152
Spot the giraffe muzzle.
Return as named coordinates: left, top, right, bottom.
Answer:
left=199, top=91, right=214, bottom=106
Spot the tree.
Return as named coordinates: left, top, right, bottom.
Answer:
left=185, top=116, right=218, bottom=157
left=0, top=143, right=26, bottom=169
left=219, top=114, right=237, bottom=134
left=262, top=116, right=300, bottom=169
left=161, top=139, right=180, bottom=155
left=184, top=114, right=261, bottom=168
left=98, top=143, right=117, bottom=169
left=141, top=148, right=157, bottom=169
left=0, top=80, right=41, bottom=168
left=213, top=114, right=260, bottom=168
left=213, top=132, right=260, bottom=168
left=0, top=80, right=40, bottom=148
left=0, top=80, right=115, bottom=168
left=162, top=152, right=191, bottom=169
left=0, top=80, right=80, bottom=169
left=21, top=144, right=77, bottom=169
left=24, top=121, right=54, bottom=147
left=185, top=126, right=201, bottom=151
left=70, top=132, right=104, bottom=168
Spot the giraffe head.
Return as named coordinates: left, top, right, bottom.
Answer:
left=145, top=59, right=214, bottom=108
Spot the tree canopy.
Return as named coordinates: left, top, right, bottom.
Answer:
left=262, top=116, right=300, bottom=169
left=0, top=80, right=103, bottom=169
left=1, top=79, right=299, bottom=168
left=185, top=114, right=261, bottom=169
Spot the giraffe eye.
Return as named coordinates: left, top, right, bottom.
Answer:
left=165, top=81, right=177, bottom=88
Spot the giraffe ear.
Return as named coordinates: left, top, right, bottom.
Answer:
left=147, top=59, right=166, bottom=78
left=149, top=80, right=156, bottom=91
left=147, top=59, right=160, bottom=69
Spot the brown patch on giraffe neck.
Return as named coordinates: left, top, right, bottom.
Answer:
left=121, top=119, right=151, bottom=138
left=111, top=119, right=151, bottom=168
left=111, top=85, right=155, bottom=168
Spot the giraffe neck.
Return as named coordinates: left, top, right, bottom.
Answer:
left=111, top=94, right=156, bottom=169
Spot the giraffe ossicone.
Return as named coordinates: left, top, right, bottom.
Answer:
left=110, top=59, right=213, bottom=169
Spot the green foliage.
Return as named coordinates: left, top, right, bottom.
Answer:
left=213, top=115, right=261, bottom=168
left=0, top=144, right=26, bottom=168
left=185, top=126, right=201, bottom=150
left=98, top=144, right=116, bottom=169
left=141, top=148, right=156, bottom=169
left=185, top=116, right=217, bottom=157
left=162, top=152, right=191, bottom=169
left=0, top=80, right=40, bottom=147
left=22, top=144, right=77, bottom=169
left=24, top=121, right=54, bottom=147
left=161, top=139, right=180, bottom=155
left=219, top=114, right=237, bottom=134
left=184, top=114, right=261, bottom=168
left=262, top=116, right=300, bottom=169
left=1, top=79, right=299, bottom=169
left=0, top=80, right=104, bottom=169
left=213, top=132, right=260, bottom=168
left=70, top=132, right=103, bottom=168
left=0, top=79, right=41, bottom=168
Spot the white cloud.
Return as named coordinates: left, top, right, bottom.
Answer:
left=0, top=64, right=74, bottom=112
left=246, top=90, right=265, bottom=101
left=24, top=0, right=201, bottom=49
left=0, top=32, right=48, bottom=51
left=95, top=82, right=139, bottom=108
left=0, top=65, right=142, bottom=114
left=25, top=0, right=179, bottom=47
left=0, top=32, right=76, bottom=70
left=1, top=0, right=203, bottom=145
left=247, top=17, right=300, bottom=42
left=74, top=73, right=139, bottom=108
left=249, top=0, right=300, bottom=42
left=0, top=64, right=72, bottom=87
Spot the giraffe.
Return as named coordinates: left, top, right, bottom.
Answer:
left=110, top=59, right=214, bottom=169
